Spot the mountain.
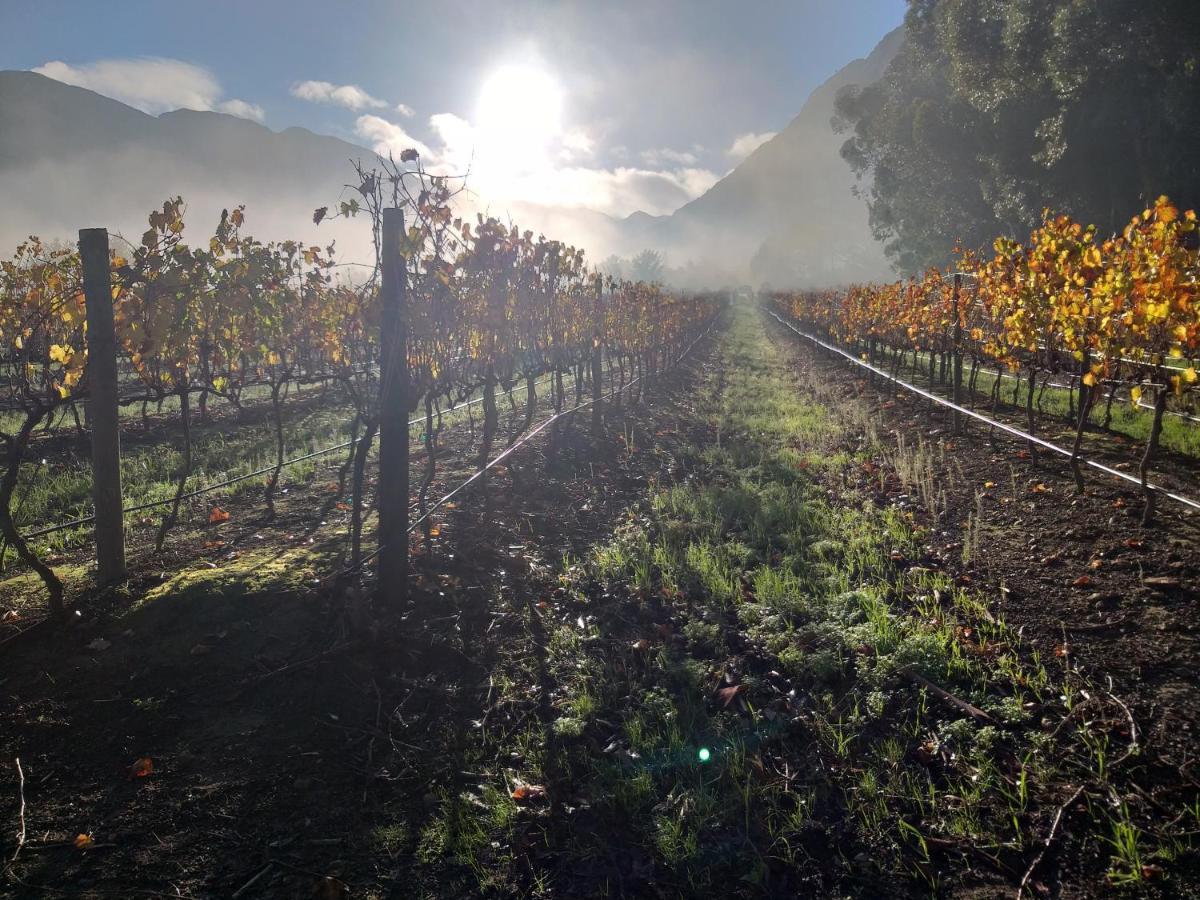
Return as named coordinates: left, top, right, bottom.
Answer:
left=1, top=26, right=901, bottom=286
left=613, top=27, right=903, bottom=287
left=0, top=69, right=373, bottom=258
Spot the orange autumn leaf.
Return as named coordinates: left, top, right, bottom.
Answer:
left=129, top=756, right=154, bottom=778
left=510, top=782, right=545, bottom=802
left=716, top=684, right=746, bottom=707
left=74, top=833, right=94, bottom=849
left=208, top=506, right=230, bottom=524
left=335, top=502, right=351, bottom=511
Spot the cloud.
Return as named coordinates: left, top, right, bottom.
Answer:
left=396, top=102, right=415, bottom=117
left=728, top=131, right=776, bottom=160
left=640, top=147, right=700, bottom=167
left=353, top=114, right=433, bottom=161
left=33, top=57, right=265, bottom=123
left=217, top=99, right=265, bottom=122
left=499, top=165, right=718, bottom=218
left=355, top=104, right=715, bottom=219
left=33, top=58, right=223, bottom=114
left=291, top=80, right=388, bottom=111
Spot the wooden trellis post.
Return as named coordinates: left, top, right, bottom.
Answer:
left=951, top=273, right=963, bottom=434
left=79, top=227, right=126, bottom=586
left=591, top=275, right=604, bottom=448
left=377, top=207, right=409, bottom=607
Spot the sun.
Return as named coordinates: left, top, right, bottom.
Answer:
left=475, top=63, right=565, bottom=181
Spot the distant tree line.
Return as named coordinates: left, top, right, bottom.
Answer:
left=834, top=0, right=1200, bottom=273
left=600, top=249, right=666, bottom=285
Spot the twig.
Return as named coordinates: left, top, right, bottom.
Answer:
left=11, top=757, right=25, bottom=863
left=242, top=641, right=360, bottom=687
left=1016, top=782, right=1087, bottom=899
left=906, top=670, right=994, bottom=723
left=231, top=862, right=273, bottom=898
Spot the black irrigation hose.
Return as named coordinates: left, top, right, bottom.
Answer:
left=19, top=370, right=575, bottom=540
left=345, top=315, right=722, bottom=578
left=767, top=308, right=1200, bottom=514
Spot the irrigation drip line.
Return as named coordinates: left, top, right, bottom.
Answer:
left=19, top=369, right=575, bottom=540
left=884, top=346, right=1200, bottom=424
left=348, top=315, right=722, bottom=577
left=767, top=309, right=1200, bottom=514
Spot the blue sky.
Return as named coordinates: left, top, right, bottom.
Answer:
left=3, top=0, right=906, bottom=216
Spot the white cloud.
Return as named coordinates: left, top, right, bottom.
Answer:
left=33, top=58, right=223, bottom=114
left=396, top=102, right=415, bottom=117
left=355, top=102, right=715, bottom=220
left=496, top=165, right=718, bottom=218
left=640, top=147, right=700, bottom=167
left=728, top=131, right=776, bottom=160
left=291, top=80, right=388, bottom=111
left=354, top=114, right=433, bottom=161
left=217, top=99, right=265, bottom=122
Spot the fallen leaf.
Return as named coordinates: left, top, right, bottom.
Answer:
left=208, top=506, right=230, bottom=524
left=1089, top=559, right=1103, bottom=569
left=511, top=782, right=546, bottom=802
left=1122, top=538, right=1144, bottom=549
left=984, top=481, right=996, bottom=489
left=716, top=684, right=746, bottom=707
left=1072, top=575, right=1093, bottom=588
left=129, top=757, right=154, bottom=778
left=73, top=833, right=93, bottom=850
left=334, top=502, right=351, bottom=511
left=1031, top=483, right=1048, bottom=494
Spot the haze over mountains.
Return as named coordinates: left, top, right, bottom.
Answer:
left=0, top=27, right=900, bottom=287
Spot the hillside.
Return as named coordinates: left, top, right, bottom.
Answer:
left=615, top=27, right=902, bottom=286
left=0, top=69, right=370, bottom=257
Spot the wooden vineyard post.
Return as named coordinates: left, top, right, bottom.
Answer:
left=377, top=207, right=409, bottom=607
left=78, top=227, right=126, bottom=585
left=591, top=275, right=604, bottom=449
left=951, top=273, right=963, bottom=434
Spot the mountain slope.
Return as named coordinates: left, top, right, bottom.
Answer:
left=617, top=27, right=903, bottom=286
left=0, top=70, right=371, bottom=257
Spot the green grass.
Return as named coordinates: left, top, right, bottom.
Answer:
left=408, top=301, right=1192, bottom=896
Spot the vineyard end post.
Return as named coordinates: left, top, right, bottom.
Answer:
left=951, top=273, right=963, bottom=434
left=591, top=275, right=604, bottom=449
left=79, top=227, right=126, bottom=586
left=378, top=207, right=409, bottom=608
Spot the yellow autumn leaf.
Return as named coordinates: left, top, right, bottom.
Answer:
left=1130, top=385, right=1143, bottom=406
left=1082, top=372, right=1096, bottom=387
left=49, top=344, right=71, bottom=364
left=1185, top=367, right=1198, bottom=384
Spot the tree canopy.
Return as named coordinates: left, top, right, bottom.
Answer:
left=835, top=0, right=1200, bottom=273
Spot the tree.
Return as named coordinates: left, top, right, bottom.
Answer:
left=836, top=0, right=1200, bottom=273
left=598, top=254, right=626, bottom=280
left=629, top=249, right=665, bottom=284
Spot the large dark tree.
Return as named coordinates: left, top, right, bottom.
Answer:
left=836, top=0, right=1200, bottom=273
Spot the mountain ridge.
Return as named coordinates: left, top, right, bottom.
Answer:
left=0, top=27, right=900, bottom=285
